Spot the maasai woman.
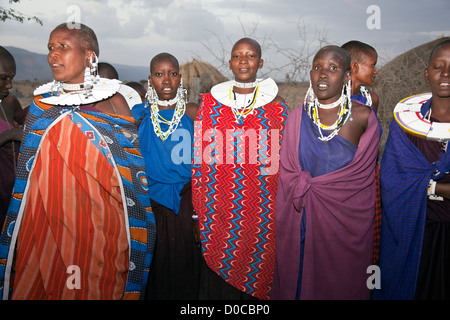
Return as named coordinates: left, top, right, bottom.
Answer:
left=0, top=46, right=27, bottom=227
left=131, top=52, right=201, bottom=299
left=342, top=40, right=380, bottom=112
left=374, top=39, right=450, bottom=300
left=0, top=23, right=155, bottom=300
left=342, top=40, right=382, bottom=265
left=272, top=45, right=379, bottom=300
left=192, top=38, right=288, bottom=300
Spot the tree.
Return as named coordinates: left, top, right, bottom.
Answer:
left=0, top=0, right=43, bottom=25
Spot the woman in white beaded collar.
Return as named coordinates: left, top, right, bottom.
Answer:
left=192, top=37, right=288, bottom=300
left=0, top=23, right=156, bottom=300
left=36, top=23, right=132, bottom=117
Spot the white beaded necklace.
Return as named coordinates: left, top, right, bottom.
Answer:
left=148, top=91, right=186, bottom=141
left=315, top=94, right=345, bottom=110
left=62, top=82, right=84, bottom=91
left=360, top=86, right=372, bottom=106
left=232, top=80, right=259, bottom=88
left=306, top=83, right=352, bottom=142
left=229, top=81, right=259, bottom=123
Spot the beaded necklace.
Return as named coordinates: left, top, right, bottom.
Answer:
left=228, top=82, right=259, bottom=123
left=148, top=89, right=186, bottom=141
left=360, top=86, right=372, bottom=106
left=306, top=88, right=352, bottom=142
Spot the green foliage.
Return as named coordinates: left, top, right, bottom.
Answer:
left=0, top=0, right=43, bottom=25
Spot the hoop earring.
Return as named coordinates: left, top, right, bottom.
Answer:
left=304, top=80, right=315, bottom=107
left=146, top=79, right=158, bottom=104
left=177, top=77, right=187, bottom=102
left=345, top=78, right=353, bottom=120
left=345, top=78, right=352, bottom=98
left=90, top=53, right=99, bottom=80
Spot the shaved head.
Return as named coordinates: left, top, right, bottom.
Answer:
left=314, top=45, right=351, bottom=72
left=150, top=52, right=179, bottom=73
left=232, top=37, right=262, bottom=59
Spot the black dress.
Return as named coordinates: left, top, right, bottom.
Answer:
left=408, top=132, right=450, bottom=300
left=145, top=182, right=202, bottom=300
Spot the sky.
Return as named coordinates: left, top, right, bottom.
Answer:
left=1, top=0, right=449, bottom=81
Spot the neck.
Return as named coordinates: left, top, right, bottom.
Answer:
left=430, top=95, right=450, bottom=122
left=233, top=79, right=258, bottom=94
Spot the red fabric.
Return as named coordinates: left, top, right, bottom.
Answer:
left=192, top=93, right=287, bottom=299
left=12, top=117, right=129, bottom=300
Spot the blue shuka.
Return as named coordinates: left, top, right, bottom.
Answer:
left=132, top=103, right=193, bottom=214
left=352, top=93, right=383, bottom=138
left=374, top=99, right=450, bottom=299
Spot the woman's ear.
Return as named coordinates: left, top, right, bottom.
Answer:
left=259, top=58, right=264, bottom=69
left=85, top=51, right=95, bottom=67
left=148, top=75, right=153, bottom=87
left=424, top=68, right=430, bottom=85
left=350, top=61, right=359, bottom=75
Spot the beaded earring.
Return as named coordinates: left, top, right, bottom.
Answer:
left=50, top=80, right=64, bottom=96
left=146, top=79, right=158, bottom=104
left=83, top=53, right=99, bottom=98
left=304, top=80, right=316, bottom=110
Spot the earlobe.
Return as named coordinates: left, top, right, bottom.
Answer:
left=424, top=68, right=430, bottom=84
left=86, top=51, right=94, bottom=67
left=259, top=59, right=264, bottom=69
left=344, top=71, right=351, bottom=83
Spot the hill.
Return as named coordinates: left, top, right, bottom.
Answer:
left=5, top=46, right=149, bottom=82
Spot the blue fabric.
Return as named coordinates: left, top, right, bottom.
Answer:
left=351, top=94, right=368, bottom=106
left=296, top=104, right=357, bottom=298
left=352, top=94, right=383, bottom=138
left=132, top=102, right=193, bottom=214
left=374, top=99, right=450, bottom=299
left=298, top=104, right=357, bottom=178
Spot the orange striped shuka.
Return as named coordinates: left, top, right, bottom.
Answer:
left=0, top=95, right=156, bottom=300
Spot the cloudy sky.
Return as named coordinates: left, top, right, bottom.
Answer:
left=1, top=0, right=449, bottom=80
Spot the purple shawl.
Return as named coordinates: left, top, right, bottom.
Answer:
left=272, top=105, right=379, bottom=300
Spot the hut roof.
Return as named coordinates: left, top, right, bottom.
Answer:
left=180, top=59, right=228, bottom=104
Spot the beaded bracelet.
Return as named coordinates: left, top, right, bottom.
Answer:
left=428, top=179, right=444, bottom=201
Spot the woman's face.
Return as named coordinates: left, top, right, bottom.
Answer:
left=310, top=48, right=348, bottom=104
left=47, top=27, right=90, bottom=84
left=229, top=39, right=263, bottom=83
left=0, top=60, right=15, bottom=100
left=425, top=43, right=450, bottom=99
left=354, top=50, right=378, bottom=87
left=149, top=57, right=181, bottom=101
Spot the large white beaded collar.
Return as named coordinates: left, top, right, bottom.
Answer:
left=211, top=78, right=278, bottom=109
left=394, top=92, right=450, bottom=141
left=34, top=78, right=122, bottom=106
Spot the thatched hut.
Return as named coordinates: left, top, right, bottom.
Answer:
left=180, top=59, right=228, bottom=104
left=374, top=36, right=450, bottom=158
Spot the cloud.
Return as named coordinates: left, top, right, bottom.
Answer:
left=148, top=2, right=224, bottom=42
left=1, top=0, right=449, bottom=79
